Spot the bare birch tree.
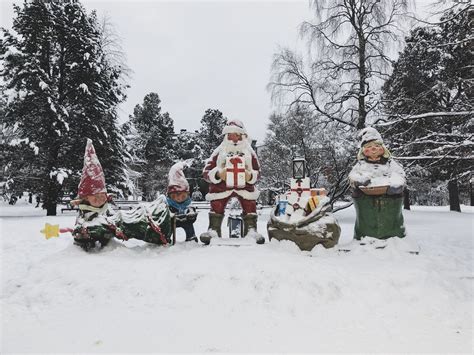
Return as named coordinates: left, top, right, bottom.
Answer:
left=270, top=0, right=411, bottom=130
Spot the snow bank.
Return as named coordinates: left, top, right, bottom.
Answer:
left=1, top=203, right=472, bottom=353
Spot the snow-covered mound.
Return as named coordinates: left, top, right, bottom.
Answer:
left=1, top=203, right=472, bottom=353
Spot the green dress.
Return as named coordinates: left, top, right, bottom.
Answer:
left=353, top=193, right=406, bottom=240
left=349, top=157, right=406, bottom=240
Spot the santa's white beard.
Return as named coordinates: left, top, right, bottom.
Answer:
left=222, top=137, right=248, bottom=154
left=216, top=137, right=253, bottom=169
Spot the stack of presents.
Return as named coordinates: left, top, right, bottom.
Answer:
left=267, top=158, right=341, bottom=251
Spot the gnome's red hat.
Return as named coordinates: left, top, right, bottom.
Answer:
left=77, top=139, right=107, bottom=198
left=168, top=161, right=191, bottom=194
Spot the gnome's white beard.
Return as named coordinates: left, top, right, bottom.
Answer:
left=216, top=137, right=253, bottom=169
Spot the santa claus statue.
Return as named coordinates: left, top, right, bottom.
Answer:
left=200, top=120, right=265, bottom=244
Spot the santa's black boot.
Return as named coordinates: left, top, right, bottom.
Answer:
left=243, top=213, right=265, bottom=244
left=199, top=212, right=223, bottom=245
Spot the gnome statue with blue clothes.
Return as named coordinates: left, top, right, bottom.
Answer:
left=200, top=120, right=264, bottom=245
left=348, top=127, right=407, bottom=240
left=166, top=161, right=198, bottom=242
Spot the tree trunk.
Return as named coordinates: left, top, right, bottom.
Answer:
left=448, top=179, right=461, bottom=212
left=403, top=187, right=411, bottom=210
left=357, top=35, right=367, bottom=129
left=44, top=143, right=61, bottom=216
left=46, top=202, right=57, bottom=216
left=44, top=177, right=61, bottom=216
left=141, top=180, right=148, bottom=202
left=470, top=177, right=474, bottom=206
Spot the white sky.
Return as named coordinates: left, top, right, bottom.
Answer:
left=1, top=0, right=437, bottom=142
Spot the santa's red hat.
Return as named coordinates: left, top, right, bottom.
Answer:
left=168, top=161, right=191, bottom=194
left=77, top=139, right=107, bottom=198
left=222, top=119, right=247, bottom=135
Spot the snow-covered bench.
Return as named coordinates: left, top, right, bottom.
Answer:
left=60, top=199, right=79, bottom=213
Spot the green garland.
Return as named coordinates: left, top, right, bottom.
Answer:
left=74, top=196, right=173, bottom=246
left=114, top=198, right=173, bottom=244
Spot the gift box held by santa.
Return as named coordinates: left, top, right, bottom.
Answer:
left=200, top=120, right=265, bottom=244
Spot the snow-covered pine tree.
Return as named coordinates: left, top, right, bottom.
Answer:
left=198, top=109, right=227, bottom=158
left=195, top=108, right=227, bottom=196
left=119, top=120, right=141, bottom=198
left=128, top=92, right=175, bottom=200
left=0, top=0, right=128, bottom=215
left=175, top=129, right=200, bottom=161
left=0, top=88, right=37, bottom=199
left=381, top=6, right=473, bottom=210
left=174, top=128, right=203, bottom=193
left=259, top=111, right=307, bottom=195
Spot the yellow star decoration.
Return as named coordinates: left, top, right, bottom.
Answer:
left=40, top=223, right=60, bottom=239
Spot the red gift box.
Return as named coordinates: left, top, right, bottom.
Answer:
left=226, top=156, right=246, bottom=189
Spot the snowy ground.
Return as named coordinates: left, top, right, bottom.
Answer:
left=1, top=199, right=473, bottom=353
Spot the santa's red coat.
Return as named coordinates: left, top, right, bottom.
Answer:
left=203, top=143, right=260, bottom=201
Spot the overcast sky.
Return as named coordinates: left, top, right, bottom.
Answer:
left=1, top=0, right=436, bottom=142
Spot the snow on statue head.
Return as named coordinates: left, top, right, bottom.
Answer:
left=168, top=161, right=190, bottom=193
left=358, top=127, right=383, bottom=146
left=76, top=139, right=108, bottom=207
left=221, top=119, right=249, bottom=151
left=167, top=160, right=192, bottom=203
left=357, top=127, right=391, bottom=161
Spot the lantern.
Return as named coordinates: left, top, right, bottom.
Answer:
left=228, top=215, right=243, bottom=238
left=292, top=157, right=306, bottom=179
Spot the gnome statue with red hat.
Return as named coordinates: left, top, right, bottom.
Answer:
left=71, top=139, right=174, bottom=251
left=71, top=138, right=116, bottom=251
left=200, top=120, right=264, bottom=245
left=167, top=161, right=198, bottom=242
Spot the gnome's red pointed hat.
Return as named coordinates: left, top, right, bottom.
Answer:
left=77, top=139, right=107, bottom=198
left=168, top=161, right=191, bottom=194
